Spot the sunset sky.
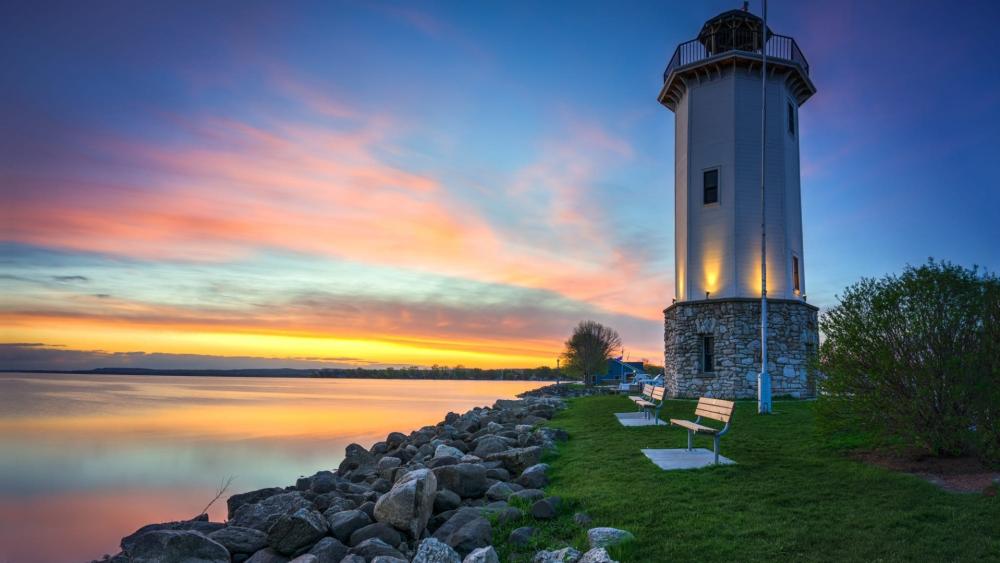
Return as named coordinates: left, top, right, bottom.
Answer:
left=2, top=0, right=998, bottom=370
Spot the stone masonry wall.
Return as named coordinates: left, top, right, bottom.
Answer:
left=663, top=298, right=819, bottom=399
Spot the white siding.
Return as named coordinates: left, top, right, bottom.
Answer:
left=673, top=67, right=805, bottom=301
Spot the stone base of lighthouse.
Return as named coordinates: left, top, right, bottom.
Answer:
left=663, top=298, right=819, bottom=399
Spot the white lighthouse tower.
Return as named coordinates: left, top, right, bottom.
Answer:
left=659, top=7, right=819, bottom=399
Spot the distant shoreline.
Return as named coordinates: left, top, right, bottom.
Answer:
left=1, top=367, right=563, bottom=381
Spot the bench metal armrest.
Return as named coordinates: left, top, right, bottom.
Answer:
left=716, top=421, right=731, bottom=437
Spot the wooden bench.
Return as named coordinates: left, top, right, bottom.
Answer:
left=632, top=385, right=666, bottom=423
left=669, top=397, right=735, bottom=464
left=628, top=384, right=653, bottom=406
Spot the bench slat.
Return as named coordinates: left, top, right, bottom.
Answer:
left=650, top=387, right=665, bottom=400
left=699, top=398, right=735, bottom=409
left=695, top=407, right=731, bottom=422
left=669, top=419, right=719, bottom=434
left=695, top=401, right=734, bottom=417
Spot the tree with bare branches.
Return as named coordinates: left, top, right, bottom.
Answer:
left=562, top=320, right=622, bottom=386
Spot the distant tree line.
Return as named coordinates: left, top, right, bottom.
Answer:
left=311, top=365, right=563, bottom=381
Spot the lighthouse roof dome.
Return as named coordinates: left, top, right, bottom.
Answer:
left=698, top=8, right=773, bottom=41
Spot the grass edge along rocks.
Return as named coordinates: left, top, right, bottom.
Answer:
left=94, top=384, right=632, bottom=563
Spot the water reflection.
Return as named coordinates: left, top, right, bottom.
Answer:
left=0, top=373, right=544, bottom=563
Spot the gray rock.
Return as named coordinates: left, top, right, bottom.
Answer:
left=120, top=515, right=226, bottom=552
left=310, top=471, right=339, bottom=494
left=472, top=436, right=509, bottom=458
left=125, top=530, right=229, bottom=563
left=232, top=492, right=313, bottom=531
left=530, top=497, right=561, bottom=520
left=435, top=444, right=465, bottom=459
left=533, top=547, right=581, bottom=563
left=485, top=446, right=543, bottom=475
left=463, top=546, right=500, bottom=563
left=516, top=464, right=550, bottom=489
left=411, top=537, right=462, bottom=563
left=485, top=481, right=514, bottom=502
left=573, top=512, right=593, bottom=527
left=495, top=506, right=523, bottom=526
left=372, top=478, right=391, bottom=493
left=374, top=467, right=437, bottom=537
left=325, top=509, right=371, bottom=543
left=228, top=488, right=285, bottom=520
left=338, top=443, right=376, bottom=476
left=266, top=508, right=328, bottom=556
left=358, top=501, right=377, bottom=521
left=434, top=489, right=462, bottom=513
left=510, top=489, right=545, bottom=503
left=432, top=507, right=493, bottom=556
left=508, top=526, right=536, bottom=548
left=371, top=557, right=408, bottom=563
left=209, top=526, right=268, bottom=554
left=350, top=538, right=406, bottom=561
left=578, top=547, right=616, bottom=563
left=484, top=467, right=510, bottom=481
left=350, top=522, right=402, bottom=548
left=288, top=555, right=318, bottom=563
left=307, top=537, right=349, bottom=563
left=586, top=527, right=634, bottom=549
left=339, top=555, right=365, bottom=563
left=246, top=547, right=290, bottom=563
left=432, top=463, right=489, bottom=499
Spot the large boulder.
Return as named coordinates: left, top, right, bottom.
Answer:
left=120, top=515, right=225, bottom=553
left=471, top=436, right=509, bottom=458
left=338, top=443, right=376, bottom=476
left=586, top=528, right=634, bottom=549
left=266, top=508, right=328, bottom=556
left=579, top=548, right=617, bottom=563
left=508, top=526, right=536, bottom=548
left=435, top=444, right=465, bottom=459
left=125, top=530, right=229, bottom=563
left=228, top=488, right=285, bottom=520
left=532, top=547, right=581, bottom=563
left=463, top=546, right=500, bottom=563
left=374, top=467, right=437, bottom=537
left=485, top=447, right=543, bottom=475
left=411, top=537, right=462, bottom=563
left=231, top=492, right=312, bottom=532
left=307, top=537, right=349, bottom=563
left=432, top=464, right=488, bottom=499
left=510, top=489, right=545, bottom=503
left=349, top=522, right=402, bottom=548
left=208, top=526, right=268, bottom=555
left=350, top=538, right=406, bottom=561
left=485, top=482, right=514, bottom=502
left=433, top=489, right=462, bottom=514
left=530, top=497, right=561, bottom=520
left=516, top=464, right=550, bottom=489
left=324, top=509, right=371, bottom=543
left=245, top=547, right=289, bottom=563
left=432, top=508, right=492, bottom=556
left=310, top=471, right=339, bottom=494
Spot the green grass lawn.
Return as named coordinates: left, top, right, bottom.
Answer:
left=496, top=395, right=1000, bottom=562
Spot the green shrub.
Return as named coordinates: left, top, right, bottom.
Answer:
left=818, top=259, right=1000, bottom=465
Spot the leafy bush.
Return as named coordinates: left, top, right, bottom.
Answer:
left=818, top=259, right=1000, bottom=465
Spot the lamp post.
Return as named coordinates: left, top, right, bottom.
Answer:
left=757, top=0, right=772, bottom=414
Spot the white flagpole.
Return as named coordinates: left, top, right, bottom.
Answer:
left=757, top=0, right=772, bottom=414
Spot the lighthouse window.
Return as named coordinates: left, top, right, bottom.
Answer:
left=787, top=101, right=796, bottom=135
left=700, top=335, right=715, bottom=373
left=703, top=169, right=719, bottom=205
left=793, top=256, right=801, bottom=292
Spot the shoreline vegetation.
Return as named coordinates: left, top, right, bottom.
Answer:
left=8, top=367, right=564, bottom=381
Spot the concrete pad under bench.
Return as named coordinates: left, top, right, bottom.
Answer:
left=614, top=412, right=666, bottom=426
left=641, top=448, right=736, bottom=470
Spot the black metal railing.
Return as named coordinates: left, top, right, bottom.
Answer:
left=664, top=31, right=809, bottom=81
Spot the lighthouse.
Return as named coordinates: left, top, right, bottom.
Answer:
left=659, top=7, right=819, bottom=399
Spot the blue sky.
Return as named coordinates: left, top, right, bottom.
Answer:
left=1, top=0, right=998, bottom=369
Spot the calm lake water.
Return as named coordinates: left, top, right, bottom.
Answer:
left=0, top=373, right=545, bottom=563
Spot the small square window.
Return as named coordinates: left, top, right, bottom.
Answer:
left=787, top=102, right=796, bottom=135
left=703, top=169, right=719, bottom=205
left=701, top=335, right=715, bottom=373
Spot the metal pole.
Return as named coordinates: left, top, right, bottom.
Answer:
left=757, top=0, right=772, bottom=414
